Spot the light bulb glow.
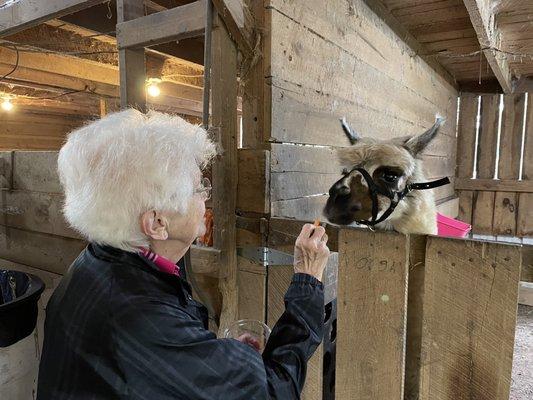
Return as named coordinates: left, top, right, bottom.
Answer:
left=147, top=83, right=161, bottom=97
left=1, top=99, right=13, bottom=111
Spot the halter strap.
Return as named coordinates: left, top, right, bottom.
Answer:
left=345, top=167, right=451, bottom=226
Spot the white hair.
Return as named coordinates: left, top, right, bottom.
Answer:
left=58, top=109, right=217, bottom=251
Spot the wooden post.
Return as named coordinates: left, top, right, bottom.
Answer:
left=336, top=228, right=409, bottom=400
left=117, top=0, right=146, bottom=111
left=517, top=99, right=533, bottom=236
left=456, top=94, right=478, bottom=224
left=418, top=237, right=521, bottom=400
left=211, top=13, right=239, bottom=334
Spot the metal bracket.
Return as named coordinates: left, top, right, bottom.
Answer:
left=237, top=246, right=294, bottom=266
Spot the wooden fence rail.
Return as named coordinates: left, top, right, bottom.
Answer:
left=255, top=218, right=522, bottom=400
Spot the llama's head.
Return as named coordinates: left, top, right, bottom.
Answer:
left=323, top=118, right=445, bottom=231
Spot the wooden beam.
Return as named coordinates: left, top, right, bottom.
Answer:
left=116, top=0, right=206, bottom=49
left=190, top=245, right=220, bottom=276
left=0, top=46, right=203, bottom=114
left=455, top=178, right=533, bottom=193
left=0, top=0, right=105, bottom=37
left=211, top=13, right=239, bottom=334
left=463, top=0, right=513, bottom=93
left=212, top=0, right=253, bottom=57
left=117, top=0, right=146, bottom=110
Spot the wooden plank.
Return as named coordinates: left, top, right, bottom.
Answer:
left=455, top=178, right=533, bottom=192
left=241, top=0, right=269, bottom=147
left=463, top=0, right=513, bottom=93
left=471, top=95, right=499, bottom=234
left=237, top=256, right=266, bottom=321
left=117, top=0, right=146, bottom=110
left=0, top=190, right=80, bottom=239
left=212, top=0, right=253, bottom=57
left=518, top=99, right=533, bottom=237
left=0, top=225, right=86, bottom=274
left=237, top=149, right=270, bottom=214
left=472, top=190, right=495, bottom=234
left=336, top=228, right=408, bottom=400
left=521, top=245, right=533, bottom=282
left=211, top=14, right=239, bottom=334
left=116, top=1, right=206, bottom=49
left=419, top=237, right=521, bottom=400
left=493, top=94, right=525, bottom=236
left=269, top=80, right=457, bottom=148
left=268, top=0, right=457, bottom=108
left=458, top=190, right=474, bottom=223
left=0, top=151, right=13, bottom=189
left=477, top=94, right=500, bottom=179
left=456, top=94, right=479, bottom=179
left=271, top=194, right=328, bottom=221
left=361, top=0, right=457, bottom=89
left=12, top=151, right=61, bottom=193
left=518, top=282, right=533, bottom=306
left=0, top=0, right=104, bottom=37
left=190, top=245, right=221, bottom=276
left=270, top=172, right=338, bottom=202
left=492, top=192, right=518, bottom=236
left=404, top=235, right=427, bottom=400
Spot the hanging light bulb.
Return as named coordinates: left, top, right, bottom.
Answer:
left=146, top=78, right=162, bottom=97
left=1, top=98, right=13, bottom=111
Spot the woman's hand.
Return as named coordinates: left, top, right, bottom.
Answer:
left=293, top=224, right=330, bottom=282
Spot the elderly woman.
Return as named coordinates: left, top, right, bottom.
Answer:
left=37, top=109, right=330, bottom=400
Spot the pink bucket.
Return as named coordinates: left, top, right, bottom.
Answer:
left=437, top=213, right=471, bottom=238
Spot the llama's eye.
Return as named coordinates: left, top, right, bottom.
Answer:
left=382, top=172, right=399, bottom=183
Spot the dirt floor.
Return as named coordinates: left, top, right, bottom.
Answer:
left=510, top=305, right=533, bottom=400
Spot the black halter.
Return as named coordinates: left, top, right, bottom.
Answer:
left=343, top=167, right=450, bottom=227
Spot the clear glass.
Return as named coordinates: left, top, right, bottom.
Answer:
left=223, top=319, right=271, bottom=353
left=195, top=177, right=212, bottom=200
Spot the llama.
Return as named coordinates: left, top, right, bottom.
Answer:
left=323, top=118, right=450, bottom=235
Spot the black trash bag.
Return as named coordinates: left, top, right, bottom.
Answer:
left=0, top=270, right=45, bottom=347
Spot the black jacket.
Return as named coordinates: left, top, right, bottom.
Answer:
left=37, top=244, right=324, bottom=399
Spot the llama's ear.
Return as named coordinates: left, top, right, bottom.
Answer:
left=404, top=117, right=445, bottom=156
left=340, top=117, right=360, bottom=145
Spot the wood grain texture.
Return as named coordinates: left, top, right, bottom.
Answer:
left=419, top=237, right=521, bottom=400
left=12, top=151, right=61, bottom=193
left=518, top=99, right=533, bottom=237
left=336, top=228, right=408, bottom=400
left=493, top=94, right=525, bottom=236
left=116, top=0, right=206, bottom=49
left=266, top=0, right=458, bottom=147
left=211, top=15, right=239, bottom=334
left=117, top=0, right=146, bottom=111
left=456, top=94, right=478, bottom=179
left=404, top=235, right=427, bottom=400
left=237, top=149, right=270, bottom=214
left=0, top=225, right=86, bottom=274
left=0, top=0, right=104, bottom=37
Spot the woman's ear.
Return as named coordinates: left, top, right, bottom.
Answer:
left=140, top=210, right=169, bottom=241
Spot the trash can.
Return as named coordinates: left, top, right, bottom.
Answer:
left=0, top=270, right=45, bottom=347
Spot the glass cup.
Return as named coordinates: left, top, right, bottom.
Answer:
left=223, top=319, right=271, bottom=353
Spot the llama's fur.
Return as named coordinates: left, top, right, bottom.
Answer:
left=324, top=120, right=444, bottom=235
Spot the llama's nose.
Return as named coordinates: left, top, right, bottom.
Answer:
left=350, top=202, right=362, bottom=213
left=329, top=184, right=350, bottom=198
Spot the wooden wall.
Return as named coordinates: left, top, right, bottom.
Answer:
left=0, top=108, right=88, bottom=150
left=256, top=0, right=459, bottom=220
left=456, top=93, right=533, bottom=238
